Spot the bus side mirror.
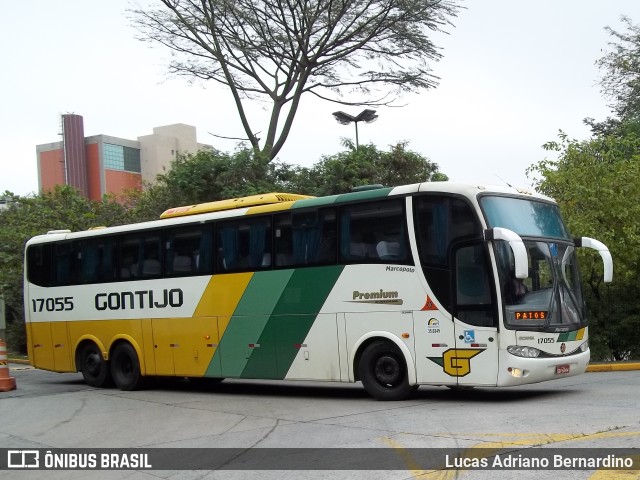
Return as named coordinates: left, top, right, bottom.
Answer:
left=484, top=227, right=528, bottom=279
left=574, top=237, right=613, bottom=283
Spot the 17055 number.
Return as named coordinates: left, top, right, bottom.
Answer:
left=31, top=297, right=74, bottom=312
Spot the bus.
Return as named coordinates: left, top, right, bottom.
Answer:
left=24, top=182, right=613, bottom=400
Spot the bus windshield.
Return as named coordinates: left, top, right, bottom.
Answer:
left=480, top=196, right=585, bottom=331
left=481, top=195, right=570, bottom=240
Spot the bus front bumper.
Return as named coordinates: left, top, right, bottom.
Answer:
left=497, top=349, right=590, bottom=386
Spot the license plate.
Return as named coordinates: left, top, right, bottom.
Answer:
left=556, top=365, right=570, bottom=375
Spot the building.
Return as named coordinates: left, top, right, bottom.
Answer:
left=36, top=114, right=211, bottom=200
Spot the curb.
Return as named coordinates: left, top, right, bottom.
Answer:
left=586, top=363, right=640, bottom=372
left=8, top=358, right=31, bottom=366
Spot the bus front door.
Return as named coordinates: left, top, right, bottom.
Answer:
left=452, top=242, right=499, bottom=387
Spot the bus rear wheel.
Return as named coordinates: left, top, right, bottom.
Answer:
left=110, top=343, right=143, bottom=391
left=358, top=340, right=414, bottom=401
left=79, top=343, right=112, bottom=388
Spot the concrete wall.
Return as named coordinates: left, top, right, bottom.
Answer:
left=138, top=124, right=211, bottom=184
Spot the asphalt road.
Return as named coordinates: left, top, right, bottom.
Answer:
left=1, top=365, right=639, bottom=480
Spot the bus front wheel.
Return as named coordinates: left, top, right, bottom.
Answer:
left=79, top=343, right=112, bottom=388
left=358, top=340, right=414, bottom=401
left=110, top=343, right=143, bottom=391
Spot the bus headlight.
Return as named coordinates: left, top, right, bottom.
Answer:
left=507, top=345, right=541, bottom=358
left=579, top=341, right=588, bottom=352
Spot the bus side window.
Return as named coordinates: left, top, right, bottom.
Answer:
left=119, top=238, right=138, bottom=279
left=315, top=210, right=337, bottom=264
left=274, top=214, right=294, bottom=267
left=141, top=236, right=162, bottom=278
left=78, top=237, right=117, bottom=284
left=54, top=241, right=77, bottom=286
left=120, top=234, right=162, bottom=279
left=274, top=208, right=336, bottom=268
left=27, top=244, right=54, bottom=287
left=165, top=226, right=212, bottom=276
left=217, top=217, right=271, bottom=272
left=339, top=200, right=409, bottom=264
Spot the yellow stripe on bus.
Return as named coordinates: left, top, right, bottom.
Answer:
left=193, top=272, right=253, bottom=322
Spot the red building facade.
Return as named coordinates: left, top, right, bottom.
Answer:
left=36, top=114, right=142, bottom=200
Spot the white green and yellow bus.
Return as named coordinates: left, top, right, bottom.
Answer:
left=24, top=182, right=613, bottom=400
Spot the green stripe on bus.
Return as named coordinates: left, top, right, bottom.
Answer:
left=210, top=269, right=294, bottom=378
left=335, top=187, right=393, bottom=203
left=557, top=331, right=577, bottom=342
left=291, top=195, right=340, bottom=209
left=291, top=187, right=393, bottom=210
left=241, top=265, right=344, bottom=379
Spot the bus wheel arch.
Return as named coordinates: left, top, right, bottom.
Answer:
left=352, top=334, right=417, bottom=401
left=109, top=340, right=143, bottom=391
left=76, top=340, right=112, bottom=388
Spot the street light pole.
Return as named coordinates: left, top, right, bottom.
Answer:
left=332, top=109, right=378, bottom=149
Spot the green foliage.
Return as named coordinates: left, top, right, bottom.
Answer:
left=127, top=142, right=447, bottom=218
left=530, top=126, right=640, bottom=360
left=597, top=16, right=640, bottom=121
left=588, top=17, right=640, bottom=135
left=299, top=140, right=448, bottom=196
left=0, top=186, right=131, bottom=353
left=532, top=17, right=640, bottom=360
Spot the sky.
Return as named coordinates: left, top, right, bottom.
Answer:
left=2, top=1, right=639, bottom=196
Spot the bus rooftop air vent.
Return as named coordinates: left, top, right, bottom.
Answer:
left=160, top=192, right=314, bottom=219
left=351, top=184, right=385, bottom=192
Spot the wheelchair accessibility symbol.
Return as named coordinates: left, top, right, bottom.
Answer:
left=463, top=330, right=475, bottom=343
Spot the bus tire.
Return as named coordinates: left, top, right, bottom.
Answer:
left=79, top=343, right=112, bottom=388
left=110, top=343, right=143, bottom=391
left=358, top=340, right=414, bottom=401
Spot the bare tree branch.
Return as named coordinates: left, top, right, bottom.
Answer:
left=131, top=0, right=462, bottom=159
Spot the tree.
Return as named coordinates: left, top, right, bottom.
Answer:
left=586, top=16, right=640, bottom=135
left=529, top=129, right=640, bottom=360
left=597, top=16, right=640, bottom=120
left=299, top=139, right=447, bottom=196
left=531, top=16, right=640, bottom=361
left=132, top=0, right=460, bottom=160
